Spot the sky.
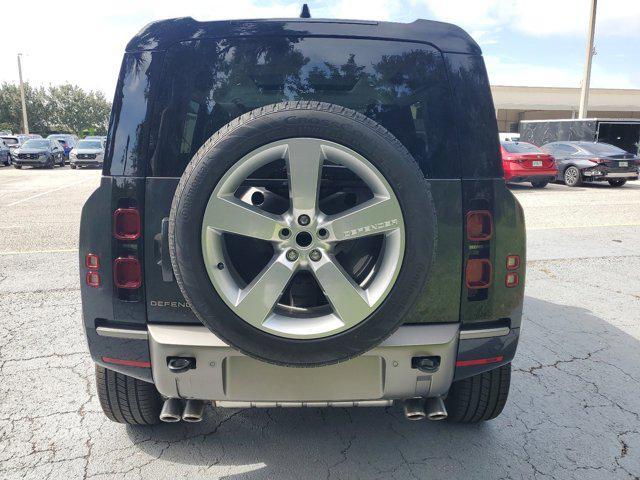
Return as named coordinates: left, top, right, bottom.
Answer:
left=3, top=0, right=639, bottom=98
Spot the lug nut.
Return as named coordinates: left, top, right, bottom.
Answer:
left=286, top=249, right=299, bottom=262
left=298, top=214, right=311, bottom=226
left=309, top=249, right=322, bottom=262
left=279, top=228, right=291, bottom=239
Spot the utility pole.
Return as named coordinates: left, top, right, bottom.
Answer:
left=578, top=0, right=597, bottom=119
left=17, top=54, right=29, bottom=134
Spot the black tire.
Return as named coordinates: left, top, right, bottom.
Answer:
left=59, top=155, right=65, bottom=167
left=445, top=363, right=511, bottom=423
left=563, top=166, right=582, bottom=187
left=530, top=181, right=548, bottom=188
left=608, top=179, right=627, bottom=187
left=169, top=101, right=436, bottom=367
left=14, top=165, right=22, bottom=169
left=95, top=365, right=163, bottom=425
left=71, top=164, right=77, bottom=169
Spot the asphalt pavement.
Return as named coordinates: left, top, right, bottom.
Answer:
left=1, top=166, right=639, bottom=480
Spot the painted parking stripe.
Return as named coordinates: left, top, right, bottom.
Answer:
left=6, top=177, right=92, bottom=207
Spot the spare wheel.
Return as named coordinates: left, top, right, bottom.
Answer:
left=169, top=101, right=436, bottom=367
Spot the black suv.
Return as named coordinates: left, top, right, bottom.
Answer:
left=80, top=15, right=525, bottom=426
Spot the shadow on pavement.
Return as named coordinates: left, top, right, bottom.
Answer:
left=127, top=295, right=640, bottom=479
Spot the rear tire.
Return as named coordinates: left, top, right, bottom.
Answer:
left=531, top=181, right=548, bottom=188
left=563, top=166, right=582, bottom=187
left=445, top=363, right=511, bottom=423
left=71, top=164, right=77, bottom=169
left=608, top=179, right=627, bottom=187
left=95, top=365, right=163, bottom=425
left=14, top=165, right=22, bottom=169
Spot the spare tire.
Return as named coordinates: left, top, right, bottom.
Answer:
left=169, top=101, right=436, bottom=367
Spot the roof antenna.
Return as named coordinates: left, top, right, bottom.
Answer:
left=300, top=3, right=311, bottom=18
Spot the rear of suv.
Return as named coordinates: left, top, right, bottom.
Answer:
left=80, top=15, right=525, bottom=426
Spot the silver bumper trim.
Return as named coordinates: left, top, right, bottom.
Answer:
left=459, top=326, right=510, bottom=340
left=148, top=323, right=459, bottom=402
left=605, top=172, right=637, bottom=178
left=96, top=326, right=148, bottom=340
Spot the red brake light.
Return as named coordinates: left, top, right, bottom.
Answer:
left=113, top=257, right=141, bottom=289
left=466, top=259, right=492, bottom=289
left=506, top=255, right=520, bottom=270
left=466, top=210, right=493, bottom=241
left=86, top=270, right=101, bottom=288
left=85, top=253, right=100, bottom=269
left=505, top=272, right=519, bottom=288
left=589, top=157, right=607, bottom=164
left=113, top=208, right=141, bottom=240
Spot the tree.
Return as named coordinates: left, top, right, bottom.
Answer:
left=0, top=82, right=111, bottom=135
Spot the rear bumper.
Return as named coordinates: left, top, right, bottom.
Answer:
left=583, top=170, right=638, bottom=181
left=88, top=323, right=519, bottom=402
left=506, top=174, right=556, bottom=183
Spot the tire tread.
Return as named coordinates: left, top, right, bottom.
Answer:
left=445, top=363, right=511, bottom=423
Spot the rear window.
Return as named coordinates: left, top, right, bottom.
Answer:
left=501, top=141, right=541, bottom=153
left=579, top=142, right=628, bottom=155
left=2, top=137, right=18, bottom=145
left=146, top=37, right=458, bottom=178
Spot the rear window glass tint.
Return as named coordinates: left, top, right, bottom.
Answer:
left=501, top=142, right=541, bottom=153
left=148, top=37, right=458, bottom=178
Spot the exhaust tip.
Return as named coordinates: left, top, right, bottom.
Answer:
left=424, top=396, right=448, bottom=421
left=160, top=398, right=184, bottom=423
left=403, top=397, right=426, bottom=421
left=182, top=399, right=205, bottom=423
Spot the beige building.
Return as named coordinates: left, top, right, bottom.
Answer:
left=491, top=85, right=640, bottom=133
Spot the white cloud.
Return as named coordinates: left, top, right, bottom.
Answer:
left=418, top=0, right=640, bottom=38
left=485, top=54, right=638, bottom=89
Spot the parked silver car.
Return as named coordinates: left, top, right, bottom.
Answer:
left=69, top=139, right=105, bottom=168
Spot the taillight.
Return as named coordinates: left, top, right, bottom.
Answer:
left=505, top=272, right=519, bottom=288
left=85, top=253, right=100, bottom=269
left=506, top=255, right=520, bottom=270
left=466, top=210, right=493, bottom=241
left=86, top=270, right=101, bottom=288
left=466, top=259, right=492, bottom=289
left=113, top=208, right=141, bottom=240
left=589, top=157, right=607, bottom=164
left=113, top=257, right=141, bottom=289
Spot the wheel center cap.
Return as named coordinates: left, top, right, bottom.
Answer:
left=295, top=231, right=313, bottom=247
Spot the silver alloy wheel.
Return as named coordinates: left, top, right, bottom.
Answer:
left=565, top=166, right=579, bottom=186
left=201, top=138, right=405, bottom=339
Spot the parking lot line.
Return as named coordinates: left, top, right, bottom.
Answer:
left=528, top=222, right=640, bottom=231
left=0, top=248, right=78, bottom=256
left=6, top=177, right=92, bottom=207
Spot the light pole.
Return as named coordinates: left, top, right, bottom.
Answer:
left=17, top=53, right=29, bottom=134
left=578, top=0, right=597, bottom=119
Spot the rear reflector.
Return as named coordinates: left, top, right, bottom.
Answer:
left=456, top=355, right=504, bottom=367
left=465, top=259, right=492, bottom=289
left=85, top=253, right=100, bottom=269
left=86, top=270, right=101, bottom=288
left=466, top=210, right=493, bottom=241
left=102, top=356, right=151, bottom=368
left=113, top=257, right=141, bottom=289
left=505, top=272, right=519, bottom=288
left=506, top=255, right=520, bottom=270
left=113, top=208, right=141, bottom=240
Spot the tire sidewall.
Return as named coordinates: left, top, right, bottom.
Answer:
left=169, top=103, right=437, bottom=367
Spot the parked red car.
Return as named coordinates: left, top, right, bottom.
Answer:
left=501, top=141, right=558, bottom=188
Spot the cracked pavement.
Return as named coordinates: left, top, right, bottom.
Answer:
left=1, top=169, right=639, bottom=479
